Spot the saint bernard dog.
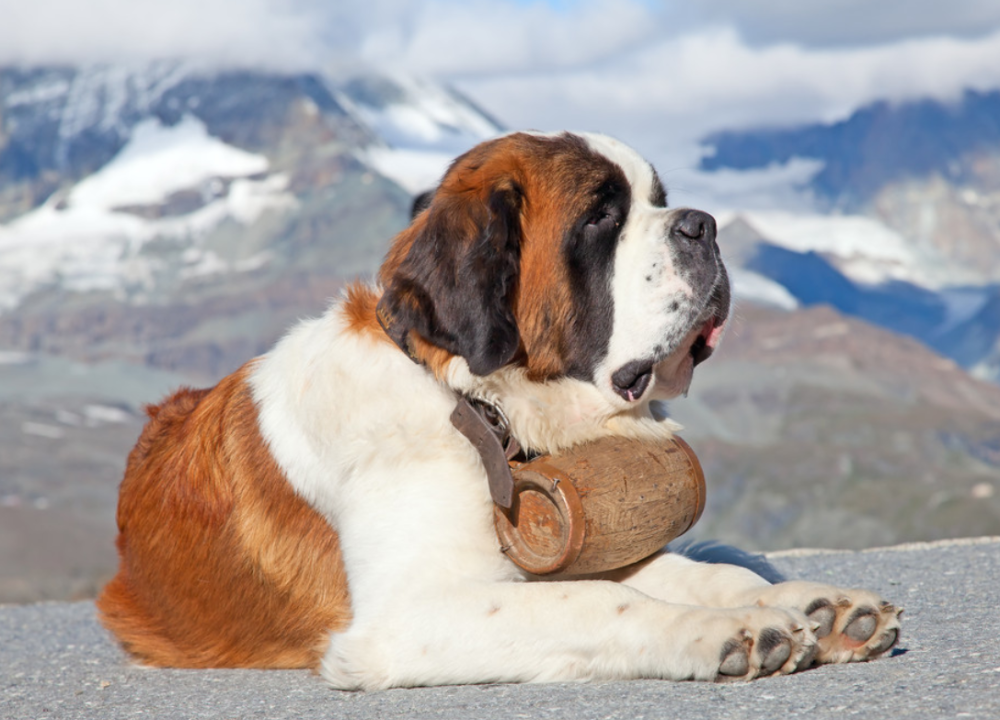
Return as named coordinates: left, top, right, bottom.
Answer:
left=98, top=131, right=901, bottom=688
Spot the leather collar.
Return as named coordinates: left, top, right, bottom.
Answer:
left=450, top=397, right=524, bottom=509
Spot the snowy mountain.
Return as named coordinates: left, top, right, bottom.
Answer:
left=0, top=63, right=501, bottom=378
left=698, top=92, right=1000, bottom=384
left=702, top=90, right=1000, bottom=208
left=0, top=64, right=499, bottom=217
left=701, top=91, right=1000, bottom=290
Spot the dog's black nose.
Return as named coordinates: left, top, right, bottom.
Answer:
left=672, top=210, right=716, bottom=243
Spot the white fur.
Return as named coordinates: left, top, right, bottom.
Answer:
left=249, top=296, right=813, bottom=690
left=243, top=135, right=895, bottom=689
left=445, top=359, right=681, bottom=455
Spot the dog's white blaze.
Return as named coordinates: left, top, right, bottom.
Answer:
left=581, top=134, right=693, bottom=405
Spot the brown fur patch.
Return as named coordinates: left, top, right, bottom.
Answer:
left=377, top=132, right=622, bottom=382
left=404, top=332, right=458, bottom=379
left=97, top=366, right=350, bottom=668
left=344, top=280, right=455, bottom=375
left=343, top=282, right=392, bottom=343
left=512, top=134, right=626, bottom=380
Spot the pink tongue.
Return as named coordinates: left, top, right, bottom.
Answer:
left=701, top=316, right=724, bottom=349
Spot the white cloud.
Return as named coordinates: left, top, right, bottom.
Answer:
left=3, top=0, right=1000, bottom=203
left=448, top=26, right=1000, bottom=202
left=0, top=0, right=322, bottom=68
left=358, top=0, right=661, bottom=75
left=673, top=0, right=1000, bottom=48
left=4, top=0, right=1000, bottom=77
left=0, top=0, right=661, bottom=71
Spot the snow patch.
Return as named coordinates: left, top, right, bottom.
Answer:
left=343, top=74, right=499, bottom=193
left=722, top=210, right=928, bottom=286
left=938, top=287, right=993, bottom=333
left=6, top=77, right=71, bottom=107
left=346, top=74, right=500, bottom=153
left=22, top=422, right=65, bottom=440
left=69, top=115, right=268, bottom=210
left=227, top=175, right=295, bottom=224
left=0, top=116, right=295, bottom=313
left=729, top=267, right=799, bottom=310
left=54, top=63, right=194, bottom=144
left=83, top=404, right=131, bottom=425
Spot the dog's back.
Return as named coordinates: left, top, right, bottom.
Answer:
left=97, top=365, right=351, bottom=668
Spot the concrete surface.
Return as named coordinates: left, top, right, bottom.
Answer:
left=2, top=537, right=998, bottom=720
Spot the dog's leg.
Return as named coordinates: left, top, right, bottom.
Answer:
left=609, top=550, right=901, bottom=666
left=319, top=580, right=817, bottom=689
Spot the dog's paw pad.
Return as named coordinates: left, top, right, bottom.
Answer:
left=750, top=582, right=902, bottom=666
left=718, top=632, right=751, bottom=677
left=844, top=607, right=878, bottom=642
left=805, top=599, right=836, bottom=638
left=869, top=626, right=899, bottom=656
left=757, top=627, right=792, bottom=675
left=714, top=613, right=816, bottom=682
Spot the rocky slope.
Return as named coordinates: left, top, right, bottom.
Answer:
left=671, top=303, right=1000, bottom=551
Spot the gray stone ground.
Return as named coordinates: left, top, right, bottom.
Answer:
left=2, top=537, right=998, bottom=720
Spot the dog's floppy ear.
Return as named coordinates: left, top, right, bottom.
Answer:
left=410, top=190, right=434, bottom=219
left=378, top=180, right=523, bottom=376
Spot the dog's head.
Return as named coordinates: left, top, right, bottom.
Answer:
left=377, top=131, right=729, bottom=410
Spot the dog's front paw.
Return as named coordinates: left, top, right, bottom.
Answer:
left=747, top=581, right=902, bottom=665
left=707, top=606, right=817, bottom=682
left=803, top=591, right=901, bottom=664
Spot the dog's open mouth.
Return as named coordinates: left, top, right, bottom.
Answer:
left=612, top=312, right=727, bottom=403
left=690, top=313, right=725, bottom=367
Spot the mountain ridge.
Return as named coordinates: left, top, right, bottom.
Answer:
left=701, top=91, right=1000, bottom=291
left=700, top=89, right=1000, bottom=206
left=0, top=62, right=501, bottom=379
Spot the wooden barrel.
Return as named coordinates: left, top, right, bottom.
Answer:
left=494, top=435, right=706, bottom=575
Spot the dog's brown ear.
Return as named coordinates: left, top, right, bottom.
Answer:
left=378, top=181, right=522, bottom=376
